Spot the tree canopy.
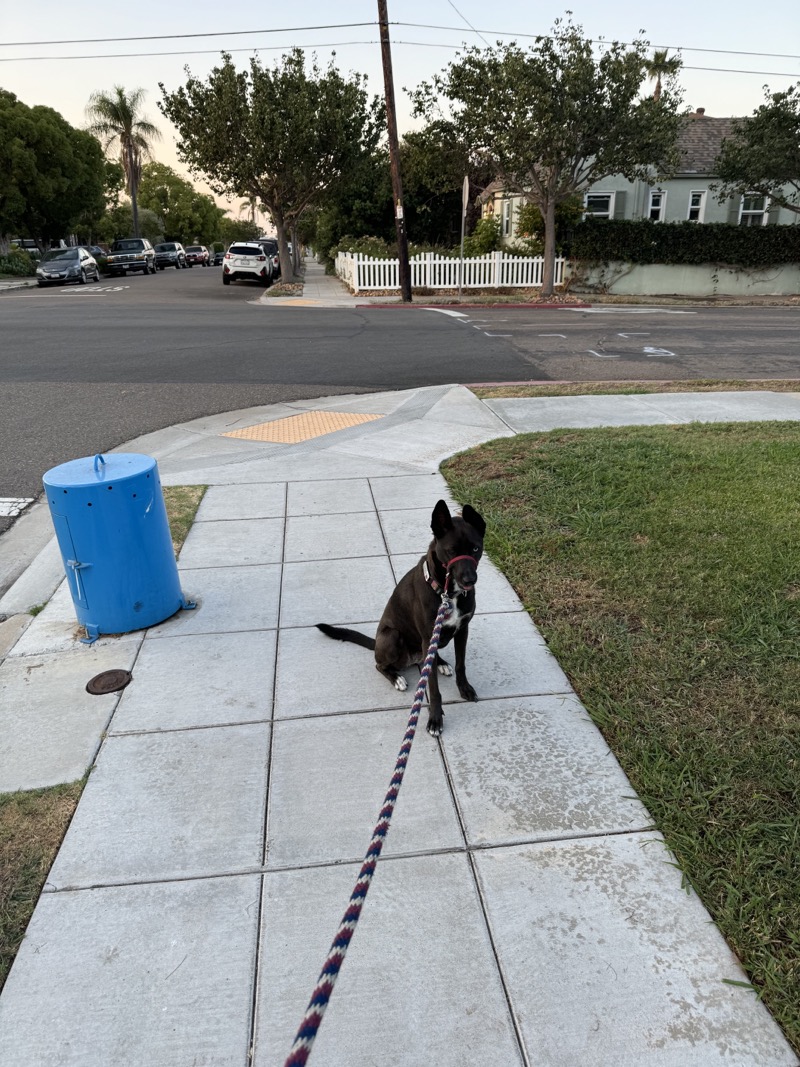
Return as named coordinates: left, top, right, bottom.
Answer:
left=716, top=84, right=800, bottom=216
left=86, top=86, right=161, bottom=238
left=137, top=162, right=223, bottom=244
left=0, top=90, right=105, bottom=252
left=159, top=48, right=383, bottom=278
left=412, top=19, right=684, bottom=294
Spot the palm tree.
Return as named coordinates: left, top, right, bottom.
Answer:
left=240, top=195, right=259, bottom=225
left=644, top=49, right=681, bottom=101
left=86, top=87, right=161, bottom=237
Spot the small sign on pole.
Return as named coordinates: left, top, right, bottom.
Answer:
left=459, top=176, right=469, bottom=301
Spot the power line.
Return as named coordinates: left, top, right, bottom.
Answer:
left=0, top=22, right=376, bottom=47
left=443, top=2, right=489, bottom=48
left=1, top=19, right=798, bottom=63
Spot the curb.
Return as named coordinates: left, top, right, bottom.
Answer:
left=356, top=301, right=592, bottom=310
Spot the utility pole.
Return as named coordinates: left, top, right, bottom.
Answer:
left=377, top=0, right=412, bottom=303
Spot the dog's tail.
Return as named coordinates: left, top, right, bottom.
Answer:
left=316, top=623, right=376, bottom=650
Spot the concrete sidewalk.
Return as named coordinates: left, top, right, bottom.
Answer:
left=1, top=386, right=799, bottom=1066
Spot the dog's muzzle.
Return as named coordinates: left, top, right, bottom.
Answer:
left=447, top=554, right=479, bottom=592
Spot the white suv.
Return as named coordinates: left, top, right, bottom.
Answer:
left=222, top=242, right=273, bottom=287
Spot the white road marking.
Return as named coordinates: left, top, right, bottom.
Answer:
left=65, top=285, right=129, bottom=294
left=540, top=333, right=567, bottom=338
left=588, top=350, right=620, bottom=359
left=485, top=332, right=513, bottom=337
left=421, top=308, right=468, bottom=318
left=618, top=332, right=650, bottom=337
left=0, top=497, right=34, bottom=517
left=567, top=307, right=696, bottom=315
left=643, top=346, right=677, bottom=357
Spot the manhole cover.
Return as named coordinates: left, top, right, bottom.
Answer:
left=86, top=669, right=133, bottom=695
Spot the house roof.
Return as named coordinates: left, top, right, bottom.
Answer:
left=676, top=111, right=738, bottom=176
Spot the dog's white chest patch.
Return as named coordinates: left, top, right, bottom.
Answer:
left=444, top=599, right=469, bottom=631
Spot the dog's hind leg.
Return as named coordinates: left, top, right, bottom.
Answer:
left=375, top=627, right=410, bottom=692
left=435, top=653, right=452, bottom=676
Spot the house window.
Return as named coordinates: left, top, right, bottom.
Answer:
left=501, top=198, right=512, bottom=236
left=687, top=190, right=706, bottom=222
left=739, top=193, right=769, bottom=226
left=648, top=190, right=666, bottom=222
left=584, top=193, right=615, bottom=219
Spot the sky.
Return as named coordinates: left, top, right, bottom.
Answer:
left=2, top=0, right=799, bottom=226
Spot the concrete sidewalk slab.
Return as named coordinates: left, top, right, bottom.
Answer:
left=474, top=835, right=797, bottom=1066
left=149, top=563, right=282, bottom=636
left=47, top=722, right=270, bottom=888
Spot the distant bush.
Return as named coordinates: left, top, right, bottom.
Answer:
left=462, top=216, right=501, bottom=257
left=0, top=248, right=36, bottom=277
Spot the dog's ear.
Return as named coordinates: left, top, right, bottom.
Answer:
left=461, top=504, right=486, bottom=537
left=431, top=499, right=453, bottom=538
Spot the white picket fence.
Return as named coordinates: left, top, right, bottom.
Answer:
left=335, top=250, right=565, bottom=293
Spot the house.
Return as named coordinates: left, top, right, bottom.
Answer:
left=482, top=109, right=800, bottom=243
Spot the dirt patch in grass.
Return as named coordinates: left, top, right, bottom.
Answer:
left=0, top=782, right=84, bottom=990
left=472, top=379, right=800, bottom=399
left=443, top=421, right=800, bottom=1053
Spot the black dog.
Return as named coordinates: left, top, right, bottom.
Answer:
left=317, top=499, right=485, bottom=736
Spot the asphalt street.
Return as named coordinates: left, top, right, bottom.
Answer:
left=1, top=264, right=798, bottom=537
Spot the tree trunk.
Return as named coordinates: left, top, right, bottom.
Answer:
left=130, top=165, right=140, bottom=238
left=290, top=222, right=301, bottom=273
left=541, top=196, right=557, bottom=298
left=272, top=212, right=292, bottom=281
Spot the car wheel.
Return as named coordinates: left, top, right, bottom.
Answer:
left=222, top=274, right=231, bottom=285
left=78, top=269, right=87, bottom=285
left=37, top=280, right=46, bottom=288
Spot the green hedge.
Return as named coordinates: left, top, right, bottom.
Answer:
left=0, top=248, right=37, bottom=277
left=567, top=219, right=800, bottom=267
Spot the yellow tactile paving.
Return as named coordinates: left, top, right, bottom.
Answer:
left=222, top=410, right=384, bottom=443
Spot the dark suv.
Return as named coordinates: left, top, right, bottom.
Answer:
left=106, top=238, right=157, bottom=276
left=257, top=238, right=281, bottom=278
left=154, top=242, right=188, bottom=269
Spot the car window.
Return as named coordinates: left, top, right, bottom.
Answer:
left=113, top=240, right=145, bottom=251
left=229, top=244, right=263, bottom=256
left=42, top=249, right=79, bottom=262
left=186, top=246, right=203, bottom=252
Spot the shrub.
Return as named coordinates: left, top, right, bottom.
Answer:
left=462, top=216, right=501, bottom=257
left=566, top=218, right=800, bottom=267
left=329, top=235, right=391, bottom=260
left=0, top=247, right=37, bottom=277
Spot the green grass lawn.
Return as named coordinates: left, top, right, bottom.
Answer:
left=472, top=379, right=800, bottom=399
left=0, top=484, right=205, bottom=992
left=443, top=421, right=800, bottom=1053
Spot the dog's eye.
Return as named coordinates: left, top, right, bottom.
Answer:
left=473, top=546, right=481, bottom=555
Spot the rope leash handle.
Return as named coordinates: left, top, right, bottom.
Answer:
left=283, top=588, right=454, bottom=1067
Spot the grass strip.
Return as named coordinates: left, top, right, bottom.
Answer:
left=472, top=379, right=800, bottom=399
left=442, top=421, right=800, bottom=1053
left=0, top=484, right=206, bottom=992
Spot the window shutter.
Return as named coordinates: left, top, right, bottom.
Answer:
left=727, top=199, right=741, bottom=225
left=613, top=191, right=627, bottom=219
left=766, top=204, right=780, bottom=225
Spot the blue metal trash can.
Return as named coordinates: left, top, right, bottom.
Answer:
left=43, top=453, right=194, bottom=643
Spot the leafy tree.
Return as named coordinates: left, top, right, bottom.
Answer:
left=159, top=49, right=383, bottom=279
left=86, top=86, right=161, bottom=238
left=95, top=205, right=163, bottom=244
left=0, top=90, right=106, bottom=252
left=218, top=214, right=261, bottom=245
left=715, top=84, right=800, bottom=216
left=137, top=161, right=223, bottom=243
left=644, top=49, right=681, bottom=101
left=515, top=195, right=584, bottom=253
left=412, top=19, right=684, bottom=295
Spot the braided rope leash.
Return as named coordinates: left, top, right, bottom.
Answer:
left=283, top=586, right=454, bottom=1067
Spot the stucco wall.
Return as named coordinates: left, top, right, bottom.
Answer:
left=569, top=260, right=800, bottom=297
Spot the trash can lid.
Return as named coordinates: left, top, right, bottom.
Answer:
left=43, top=452, right=157, bottom=489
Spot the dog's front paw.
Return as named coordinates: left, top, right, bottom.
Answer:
left=458, top=681, right=478, bottom=702
left=426, top=716, right=443, bottom=737
left=394, top=675, right=408, bottom=692
left=437, top=661, right=453, bottom=677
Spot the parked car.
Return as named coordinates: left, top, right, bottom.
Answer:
left=154, top=242, right=188, bottom=270
left=212, top=249, right=225, bottom=266
left=87, top=245, right=107, bottom=261
left=105, top=238, right=157, bottom=276
left=36, top=247, right=100, bottom=287
left=256, top=237, right=281, bottom=278
left=221, top=242, right=273, bottom=287
left=185, top=244, right=210, bottom=266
